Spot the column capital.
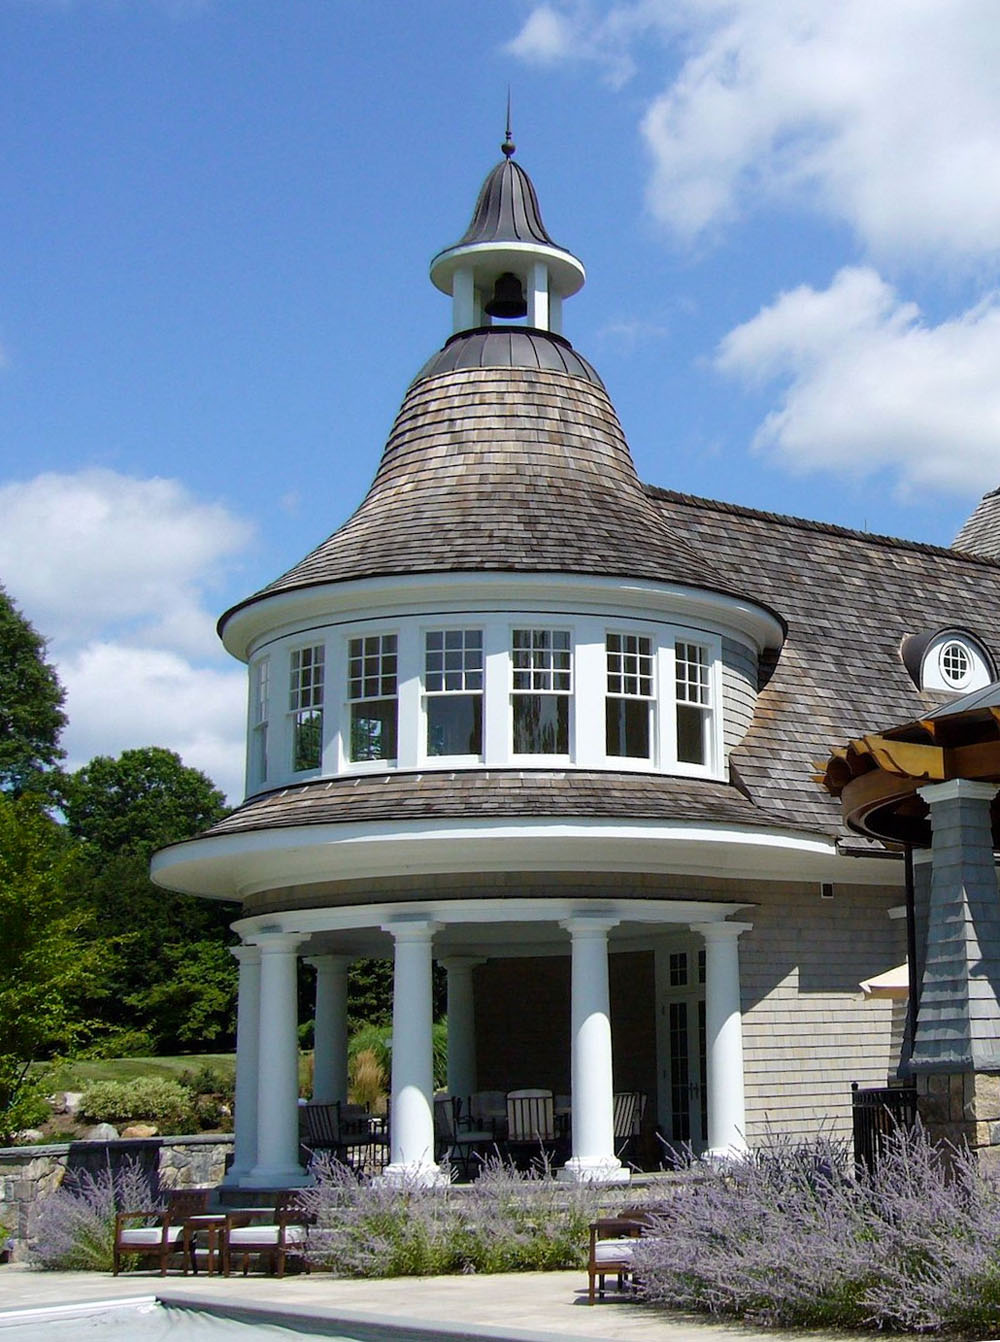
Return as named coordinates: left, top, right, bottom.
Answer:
left=438, top=956, right=486, bottom=974
left=381, top=919, right=441, bottom=943
left=918, top=779, right=1000, bottom=805
left=304, top=954, right=354, bottom=974
left=230, top=944, right=261, bottom=965
left=561, top=914, right=620, bottom=938
left=690, top=920, right=754, bottom=941
left=246, top=930, right=306, bottom=955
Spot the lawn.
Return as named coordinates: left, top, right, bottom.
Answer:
left=37, top=1054, right=239, bottom=1091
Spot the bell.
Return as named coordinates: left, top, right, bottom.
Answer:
left=485, top=272, right=527, bottom=319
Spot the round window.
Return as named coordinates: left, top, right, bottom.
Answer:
left=939, top=640, right=972, bottom=687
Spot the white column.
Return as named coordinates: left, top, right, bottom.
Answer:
left=306, top=955, right=351, bottom=1105
left=244, top=931, right=310, bottom=1187
left=381, top=920, right=446, bottom=1186
left=691, top=921, right=753, bottom=1159
left=549, top=291, right=563, bottom=335
left=452, top=266, right=475, bottom=333
left=223, top=944, right=260, bottom=1186
left=559, top=916, right=630, bottom=1184
left=440, top=957, right=484, bottom=1099
left=527, top=261, right=549, bottom=330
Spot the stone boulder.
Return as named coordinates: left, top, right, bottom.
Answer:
left=121, top=1123, right=158, bottom=1139
left=83, top=1122, right=119, bottom=1141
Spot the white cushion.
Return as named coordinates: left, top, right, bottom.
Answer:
left=227, top=1225, right=306, bottom=1246
left=119, top=1226, right=183, bottom=1247
left=593, top=1237, right=637, bottom=1265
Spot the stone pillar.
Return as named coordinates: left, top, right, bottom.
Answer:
left=382, top=920, right=446, bottom=1185
left=223, top=944, right=261, bottom=1186
left=691, top=921, right=753, bottom=1159
left=244, top=931, right=310, bottom=1187
left=306, top=955, right=351, bottom=1105
left=559, top=916, right=629, bottom=1184
left=440, top=957, right=484, bottom=1100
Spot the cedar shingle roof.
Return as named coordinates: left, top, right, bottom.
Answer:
left=954, top=487, right=1000, bottom=559
left=646, top=488, right=1000, bottom=835
left=222, top=361, right=748, bottom=624
left=201, top=769, right=788, bottom=839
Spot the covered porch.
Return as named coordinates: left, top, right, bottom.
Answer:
left=222, top=896, right=753, bottom=1189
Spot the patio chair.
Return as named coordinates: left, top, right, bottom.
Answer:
left=221, top=1197, right=310, bottom=1278
left=433, top=1094, right=495, bottom=1178
left=300, top=1101, right=341, bottom=1156
left=113, top=1188, right=212, bottom=1276
left=587, top=1215, right=646, bottom=1303
left=505, top=1089, right=557, bottom=1167
left=468, top=1089, right=507, bottom=1139
left=613, top=1090, right=640, bottom=1163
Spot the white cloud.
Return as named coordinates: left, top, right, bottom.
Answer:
left=506, top=4, right=577, bottom=63
left=0, top=469, right=252, bottom=657
left=0, top=468, right=254, bottom=801
left=511, top=1, right=1000, bottom=262
left=715, top=266, right=1000, bottom=495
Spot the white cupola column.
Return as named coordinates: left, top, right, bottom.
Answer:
left=452, top=267, right=476, bottom=333
left=691, top=921, right=753, bottom=1159
left=440, top=957, right=484, bottom=1099
left=244, top=930, right=310, bottom=1187
left=223, top=944, right=261, bottom=1186
left=306, top=955, right=352, bottom=1105
left=527, top=261, right=549, bottom=330
left=559, top=915, right=630, bottom=1184
left=382, top=920, right=447, bottom=1186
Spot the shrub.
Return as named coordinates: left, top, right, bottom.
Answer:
left=0, top=1065, right=52, bottom=1144
left=30, top=1157, right=160, bottom=1271
left=77, top=1077, right=193, bottom=1133
left=299, top=1153, right=617, bottom=1277
left=633, top=1124, right=1000, bottom=1336
left=349, top=1047, right=386, bottom=1112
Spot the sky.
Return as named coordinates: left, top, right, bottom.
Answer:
left=4, top=0, right=1000, bottom=803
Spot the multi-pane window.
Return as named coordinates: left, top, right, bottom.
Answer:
left=675, top=641, right=711, bottom=766
left=251, top=657, right=270, bottom=784
left=511, top=628, right=571, bottom=754
left=289, top=645, right=324, bottom=772
left=425, top=629, right=483, bottom=756
left=348, top=634, right=398, bottom=762
left=940, top=641, right=971, bottom=687
left=669, top=951, right=688, bottom=987
left=606, top=632, right=654, bottom=759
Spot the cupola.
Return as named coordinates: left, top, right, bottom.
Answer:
left=428, top=130, right=585, bottom=335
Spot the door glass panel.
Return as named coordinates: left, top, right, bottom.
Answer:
left=669, top=1000, right=690, bottom=1142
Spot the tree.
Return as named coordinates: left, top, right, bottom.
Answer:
left=0, top=793, right=94, bottom=1137
left=63, top=747, right=236, bottom=1055
left=0, top=585, right=66, bottom=795
left=63, top=745, right=227, bottom=858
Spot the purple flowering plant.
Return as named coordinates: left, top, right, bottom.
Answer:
left=30, top=1157, right=161, bottom=1271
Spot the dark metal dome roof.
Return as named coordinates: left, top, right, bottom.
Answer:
left=453, top=157, right=566, bottom=251
left=413, top=327, right=603, bottom=388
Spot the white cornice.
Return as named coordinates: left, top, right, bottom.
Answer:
left=150, top=815, right=901, bottom=902
left=220, top=571, right=785, bottom=661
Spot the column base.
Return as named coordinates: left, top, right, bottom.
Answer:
left=240, top=1166, right=313, bottom=1188
left=377, top=1161, right=450, bottom=1188
left=557, top=1156, right=631, bottom=1185
left=704, top=1140, right=749, bottom=1164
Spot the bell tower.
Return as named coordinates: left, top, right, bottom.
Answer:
left=428, top=126, right=586, bottom=337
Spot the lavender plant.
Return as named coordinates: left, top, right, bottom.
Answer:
left=299, top=1152, right=617, bottom=1277
left=30, top=1157, right=160, bottom=1271
left=633, top=1124, right=1000, bottom=1336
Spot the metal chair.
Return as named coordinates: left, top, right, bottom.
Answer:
left=505, top=1088, right=557, bottom=1167
left=613, top=1090, right=641, bottom=1163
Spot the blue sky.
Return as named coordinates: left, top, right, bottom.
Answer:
left=3, top=0, right=1000, bottom=801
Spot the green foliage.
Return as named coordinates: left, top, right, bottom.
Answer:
left=77, top=1076, right=194, bottom=1132
left=63, top=745, right=227, bottom=860
left=0, top=585, right=66, bottom=796
left=31, top=1159, right=160, bottom=1271
left=0, top=794, right=95, bottom=1141
left=347, top=1019, right=448, bottom=1093
left=347, top=959, right=446, bottom=1026
left=38, top=1053, right=236, bottom=1091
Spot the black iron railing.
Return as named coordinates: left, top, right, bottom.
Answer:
left=851, top=1081, right=917, bottom=1174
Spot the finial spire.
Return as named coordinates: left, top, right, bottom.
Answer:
left=502, top=88, right=515, bottom=158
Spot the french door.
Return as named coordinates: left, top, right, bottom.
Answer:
left=658, top=946, right=707, bottom=1155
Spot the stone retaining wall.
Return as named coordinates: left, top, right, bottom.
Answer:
left=0, top=1134, right=233, bottom=1261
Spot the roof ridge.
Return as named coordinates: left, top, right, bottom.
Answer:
left=644, top=484, right=1000, bottom=570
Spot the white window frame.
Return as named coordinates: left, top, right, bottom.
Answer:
left=421, top=625, right=485, bottom=763
left=605, top=629, right=656, bottom=765
left=288, top=643, right=325, bottom=775
left=509, top=625, right=573, bottom=761
left=249, top=655, right=270, bottom=788
left=345, top=630, right=400, bottom=768
left=660, top=632, right=722, bottom=778
left=921, top=631, right=994, bottom=694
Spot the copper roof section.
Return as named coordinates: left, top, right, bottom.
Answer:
left=820, top=682, right=1000, bottom=845
left=413, top=327, right=603, bottom=388
left=450, top=157, right=567, bottom=252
